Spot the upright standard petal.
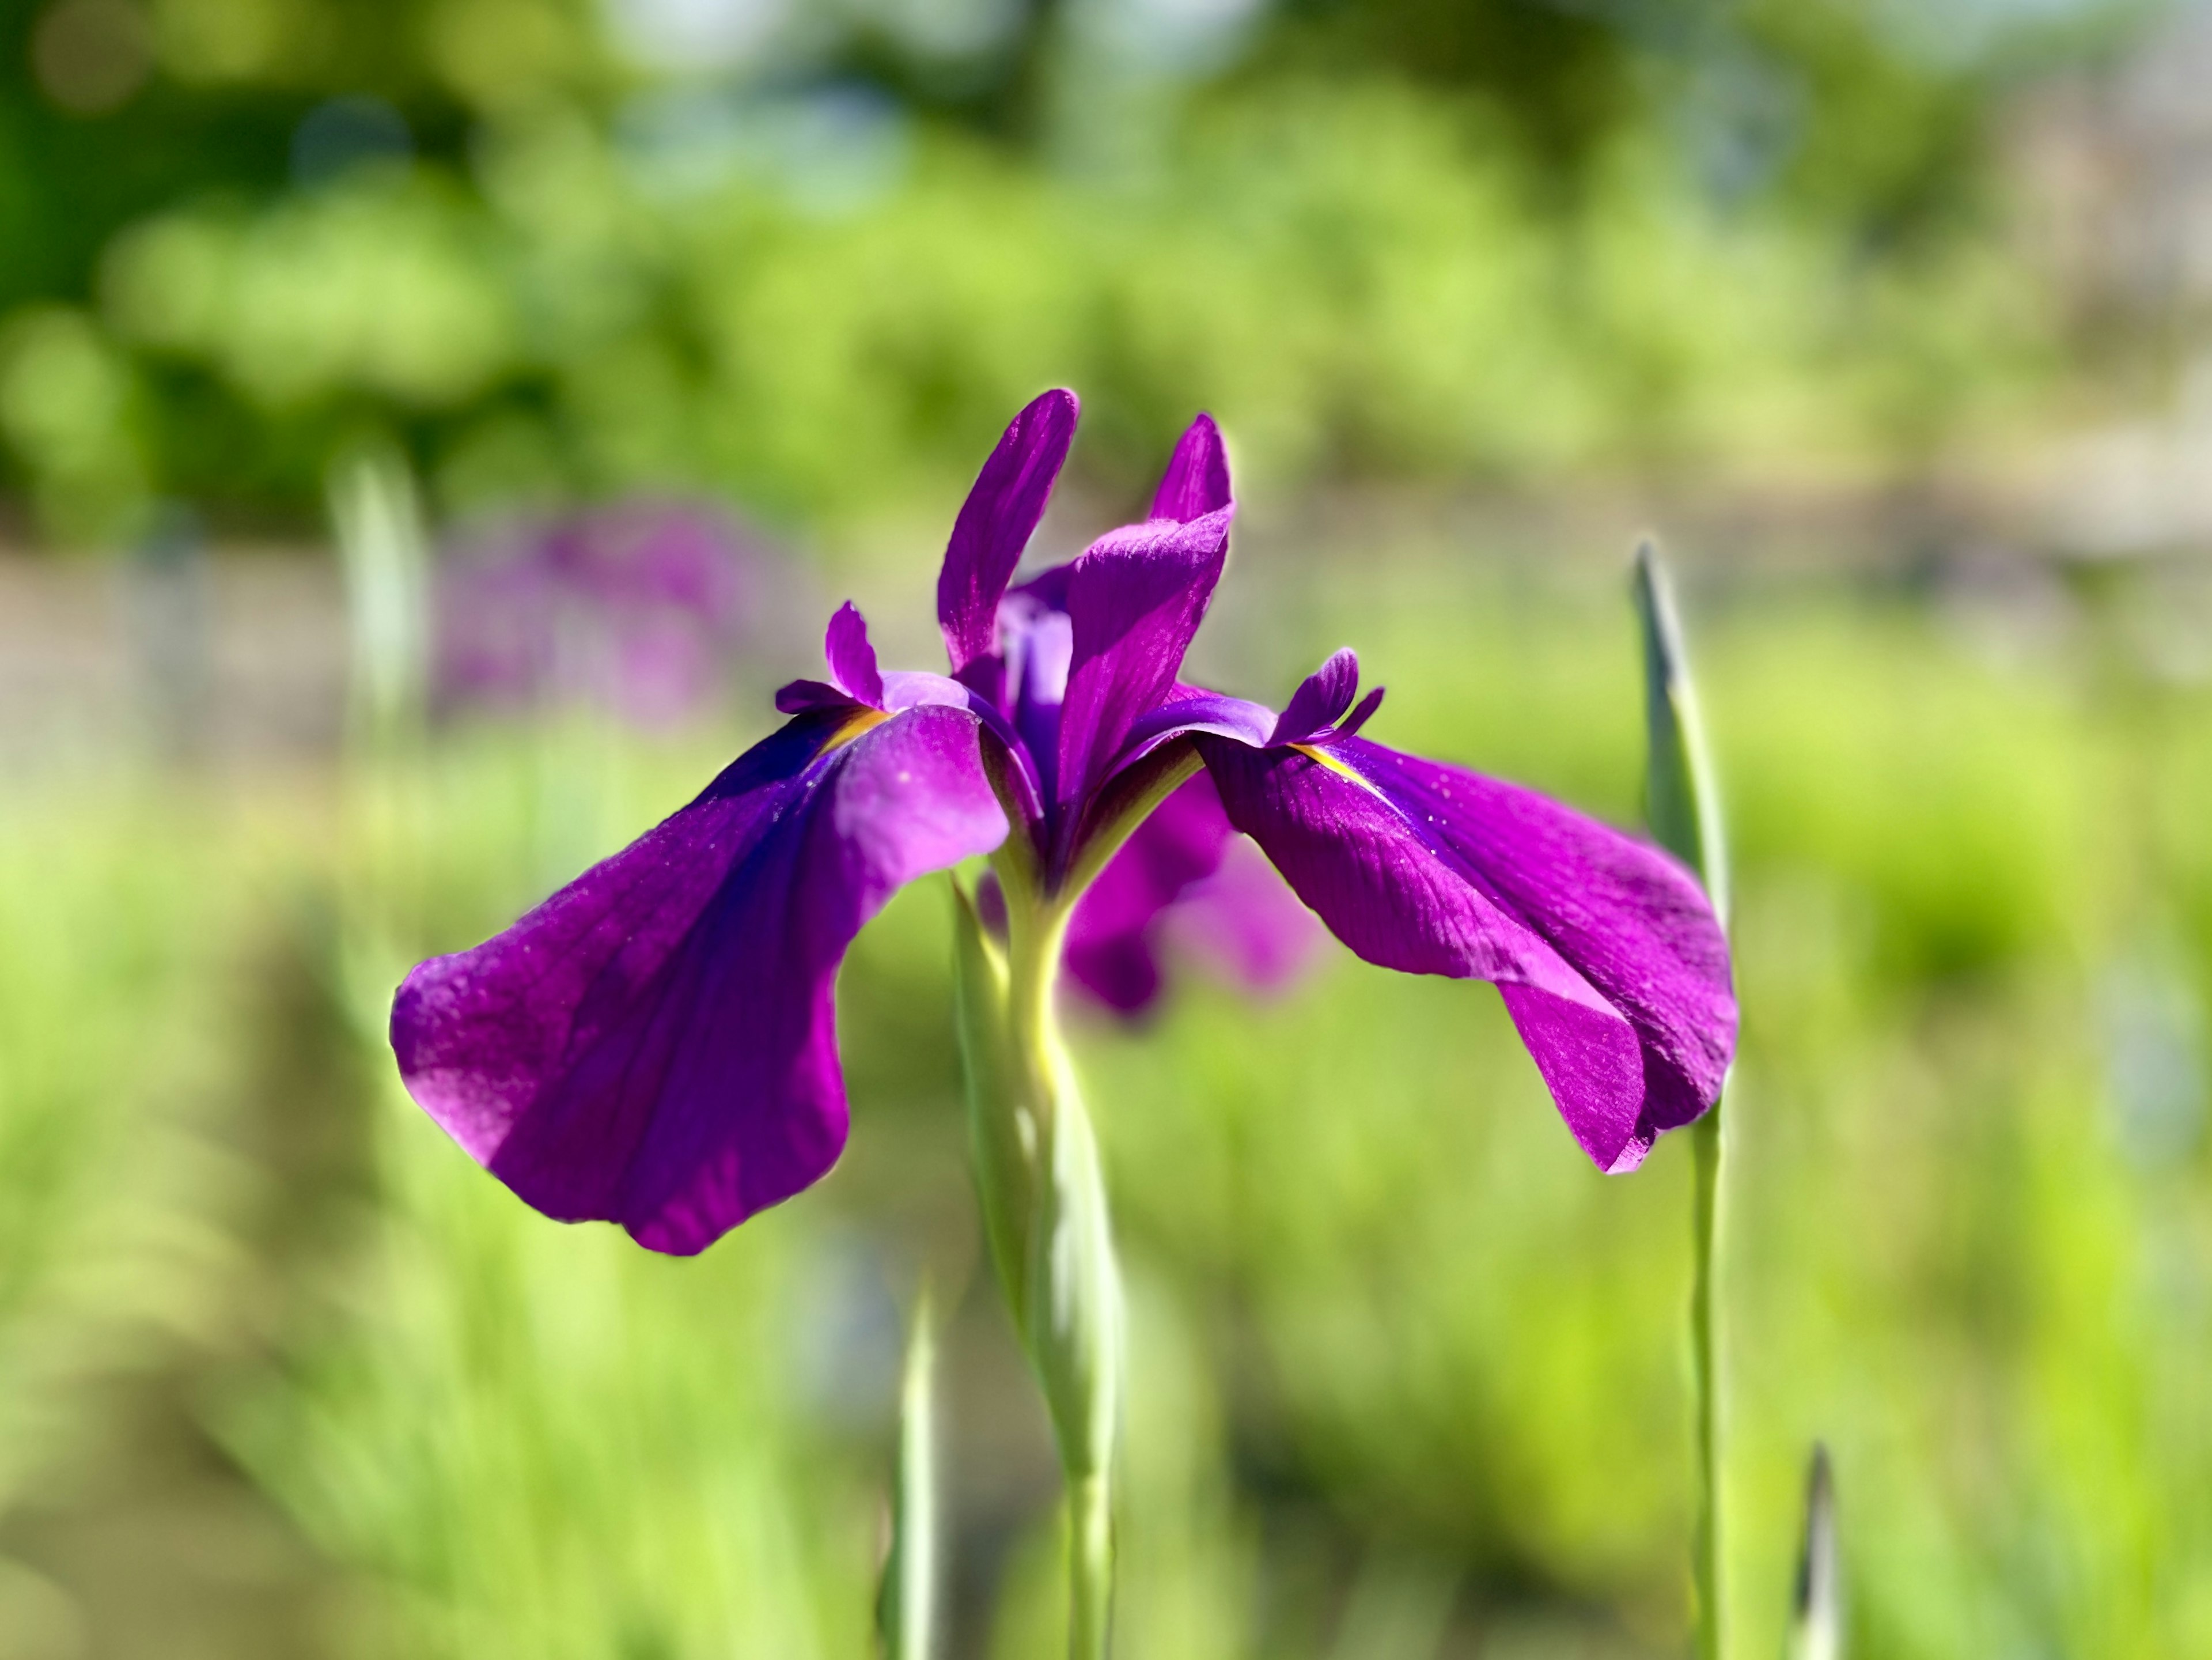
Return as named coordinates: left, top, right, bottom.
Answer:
left=1149, top=413, right=1232, bottom=523
left=938, top=389, right=1080, bottom=680
left=391, top=706, right=1008, bottom=1254
left=1268, top=648, right=1361, bottom=745
left=825, top=601, right=885, bottom=708
left=1053, top=506, right=1233, bottom=829
left=1199, top=735, right=1734, bottom=1173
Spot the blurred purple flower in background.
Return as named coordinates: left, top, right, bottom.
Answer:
left=435, top=502, right=766, bottom=725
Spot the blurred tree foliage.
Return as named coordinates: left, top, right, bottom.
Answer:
left=0, top=0, right=2136, bottom=543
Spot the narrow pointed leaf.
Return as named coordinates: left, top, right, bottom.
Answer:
left=877, top=1289, right=940, bottom=1660
left=1634, top=540, right=1729, bottom=925
left=1786, top=1445, right=1842, bottom=1660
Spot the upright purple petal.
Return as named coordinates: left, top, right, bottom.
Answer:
left=825, top=602, right=885, bottom=708
left=1268, top=649, right=1361, bottom=745
left=938, top=390, right=1080, bottom=679
left=1198, top=735, right=1734, bottom=1173
left=391, top=706, right=1008, bottom=1254
left=1338, top=686, right=1385, bottom=737
left=1149, top=413, right=1232, bottom=523
left=1054, top=506, right=1234, bottom=823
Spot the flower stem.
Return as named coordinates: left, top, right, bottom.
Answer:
left=952, top=872, right=1123, bottom=1660
left=1634, top=543, right=1730, bottom=1660
left=1688, top=1105, right=1724, bottom=1660
left=1067, top=1469, right=1113, bottom=1660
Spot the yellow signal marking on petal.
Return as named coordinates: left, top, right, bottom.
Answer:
left=1288, top=740, right=1359, bottom=780
left=1283, top=743, right=1397, bottom=810
left=824, top=705, right=892, bottom=754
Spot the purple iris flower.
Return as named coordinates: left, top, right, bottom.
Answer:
left=436, top=502, right=760, bottom=726
left=391, top=391, right=1736, bottom=1256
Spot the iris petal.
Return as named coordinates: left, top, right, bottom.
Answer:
left=1149, top=412, right=1232, bottom=522
left=937, top=389, right=1080, bottom=682
left=391, top=706, right=1009, bottom=1254
left=1054, top=508, right=1234, bottom=818
left=1268, top=648, right=1361, bottom=745
left=825, top=601, right=884, bottom=707
left=1198, top=735, right=1735, bottom=1173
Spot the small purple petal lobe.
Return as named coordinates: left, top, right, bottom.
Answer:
left=1112, top=687, right=1277, bottom=772
left=1338, top=685, right=1385, bottom=738
left=775, top=679, right=856, bottom=714
left=825, top=602, right=885, bottom=708
left=938, top=389, right=1080, bottom=676
left=1198, top=735, right=1734, bottom=1173
left=1150, top=413, right=1232, bottom=523
left=1268, top=649, right=1361, bottom=745
left=390, top=706, right=1008, bottom=1255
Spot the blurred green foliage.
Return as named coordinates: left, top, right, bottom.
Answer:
left=6, top=548, right=2210, bottom=1655
left=0, top=0, right=2131, bottom=542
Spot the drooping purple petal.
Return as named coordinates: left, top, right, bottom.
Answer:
left=391, top=705, right=1008, bottom=1254
left=825, top=602, right=885, bottom=708
left=883, top=667, right=1046, bottom=826
left=1198, top=735, right=1734, bottom=1173
left=1268, top=649, right=1361, bottom=745
left=1054, top=506, right=1234, bottom=822
left=1149, top=413, right=1232, bottom=523
left=938, top=389, right=1080, bottom=681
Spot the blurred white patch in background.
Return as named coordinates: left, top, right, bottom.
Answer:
left=1047, top=0, right=1269, bottom=176
left=850, top=0, right=1025, bottom=65
left=1069, top=0, right=1269, bottom=78
left=1872, top=0, right=2115, bottom=69
left=604, top=0, right=796, bottom=75
left=617, top=82, right=912, bottom=211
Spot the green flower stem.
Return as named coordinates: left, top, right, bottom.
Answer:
left=950, top=748, right=1203, bottom=1659
left=1688, top=1105, right=1724, bottom=1660
left=1002, top=879, right=1122, bottom=1660
left=1635, top=543, right=1730, bottom=1660
left=953, top=870, right=1124, bottom=1660
left=1067, top=1469, right=1113, bottom=1660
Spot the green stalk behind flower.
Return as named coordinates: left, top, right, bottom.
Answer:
left=1635, top=540, right=1732, bottom=1660
left=878, top=1287, right=941, bottom=1660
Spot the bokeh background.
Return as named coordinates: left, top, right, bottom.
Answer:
left=6, top=0, right=2212, bottom=1655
